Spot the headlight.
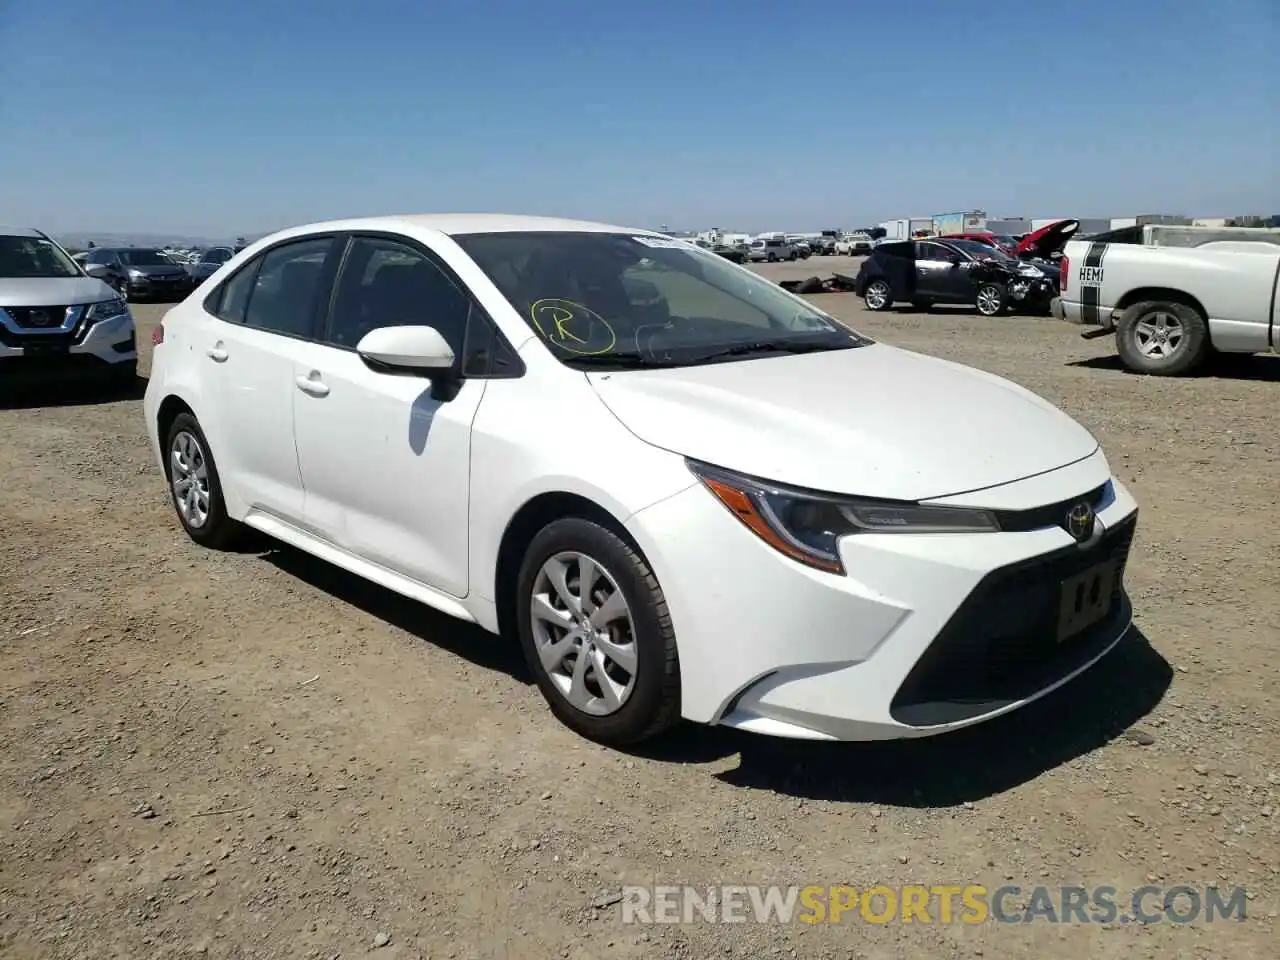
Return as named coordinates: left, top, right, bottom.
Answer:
left=86, top=298, right=129, bottom=322
left=128, top=269, right=146, bottom=279
left=687, top=460, right=998, bottom=574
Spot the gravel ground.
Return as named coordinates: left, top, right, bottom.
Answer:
left=1, top=261, right=1277, bottom=959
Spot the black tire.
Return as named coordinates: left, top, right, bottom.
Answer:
left=163, top=412, right=243, bottom=549
left=766, top=253, right=776, bottom=263
left=975, top=282, right=1007, bottom=317
left=515, top=517, right=681, bottom=746
left=1115, top=300, right=1210, bottom=376
left=863, top=279, right=893, bottom=312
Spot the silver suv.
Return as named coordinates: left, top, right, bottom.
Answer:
left=0, top=227, right=138, bottom=388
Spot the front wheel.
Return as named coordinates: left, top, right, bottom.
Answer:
left=1115, top=300, right=1210, bottom=375
left=516, top=518, right=681, bottom=746
left=975, top=282, right=1007, bottom=317
left=863, top=279, right=893, bottom=311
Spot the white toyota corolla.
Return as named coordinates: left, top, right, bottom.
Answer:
left=144, top=214, right=1139, bottom=745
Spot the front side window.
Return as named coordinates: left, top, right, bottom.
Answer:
left=325, top=236, right=473, bottom=356
left=453, top=232, right=871, bottom=369
left=240, top=237, right=335, bottom=337
left=949, top=238, right=1011, bottom=261
left=916, top=242, right=953, bottom=262
left=0, top=235, right=82, bottom=278
left=203, top=248, right=233, bottom=265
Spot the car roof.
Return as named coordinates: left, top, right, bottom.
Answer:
left=254, top=213, right=657, bottom=245
left=0, top=225, right=46, bottom=238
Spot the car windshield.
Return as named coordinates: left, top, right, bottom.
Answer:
left=454, top=231, right=871, bottom=368
left=0, top=235, right=83, bottom=279
left=950, top=239, right=1013, bottom=260
left=117, top=248, right=173, bottom=266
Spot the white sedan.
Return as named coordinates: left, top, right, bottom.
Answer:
left=144, top=214, right=1139, bottom=745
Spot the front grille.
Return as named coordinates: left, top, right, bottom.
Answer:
left=993, top=483, right=1108, bottom=534
left=0, top=305, right=89, bottom=348
left=890, top=512, right=1137, bottom=726
left=2, top=305, right=72, bottom=329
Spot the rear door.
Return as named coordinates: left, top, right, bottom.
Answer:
left=198, top=235, right=342, bottom=523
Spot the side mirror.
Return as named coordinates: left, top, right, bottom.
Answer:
left=356, top=325, right=455, bottom=374
left=83, top=263, right=109, bottom=278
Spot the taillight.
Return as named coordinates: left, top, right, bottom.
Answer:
left=1059, top=255, right=1069, bottom=293
left=151, top=323, right=165, bottom=346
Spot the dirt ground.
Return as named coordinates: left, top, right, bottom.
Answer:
left=2, top=261, right=1277, bottom=960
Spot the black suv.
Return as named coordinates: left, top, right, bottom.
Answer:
left=854, top=238, right=1057, bottom=316
left=80, top=247, right=196, bottom=302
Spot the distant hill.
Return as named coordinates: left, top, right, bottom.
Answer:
left=52, top=231, right=262, bottom=249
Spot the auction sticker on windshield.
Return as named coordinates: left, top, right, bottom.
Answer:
left=632, top=236, right=694, bottom=249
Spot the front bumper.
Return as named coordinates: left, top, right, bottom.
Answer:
left=124, top=275, right=195, bottom=300
left=626, top=451, right=1139, bottom=741
left=0, top=312, right=137, bottom=382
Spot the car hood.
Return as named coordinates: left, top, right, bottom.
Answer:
left=587, top=344, right=1098, bottom=501
left=1017, top=220, right=1079, bottom=259
left=0, top=275, right=119, bottom=307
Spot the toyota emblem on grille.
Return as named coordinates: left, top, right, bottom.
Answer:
left=1064, top=501, right=1096, bottom=542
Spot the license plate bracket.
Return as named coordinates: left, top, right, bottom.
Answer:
left=23, top=342, right=71, bottom=358
left=1057, top=560, right=1118, bottom=641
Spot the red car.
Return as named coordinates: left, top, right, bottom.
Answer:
left=938, top=232, right=1020, bottom=256
left=1015, top=219, right=1079, bottom=260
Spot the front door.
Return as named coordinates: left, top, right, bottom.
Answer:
left=198, top=235, right=340, bottom=523
left=291, top=234, right=485, bottom=598
left=914, top=242, right=968, bottom=301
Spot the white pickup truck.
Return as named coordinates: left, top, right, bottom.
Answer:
left=1052, top=227, right=1280, bottom=375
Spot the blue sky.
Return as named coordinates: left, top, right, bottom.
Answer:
left=2, top=0, right=1276, bottom=238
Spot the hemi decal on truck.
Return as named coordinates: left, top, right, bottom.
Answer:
left=1079, top=241, right=1109, bottom=324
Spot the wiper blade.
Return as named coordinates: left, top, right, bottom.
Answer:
left=560, top=351, right=683, bottom=368
left=685, top=340, right=849, bottom=364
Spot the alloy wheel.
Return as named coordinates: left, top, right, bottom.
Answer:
left=170, top=430, right=211, bottom=529
left=977, top=285, right=1003, bottom=315
left=865, top=281, right=890, bottom=310
left=529, top=551, right=638, bottom=716
left=1134, top=311, right=1184, bottom=360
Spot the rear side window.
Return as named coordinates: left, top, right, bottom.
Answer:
left=211, top=261, right=259, bottom=323
left=242, top=237, right=336, bottom=337
left=204, top=236, right=336, bottom=334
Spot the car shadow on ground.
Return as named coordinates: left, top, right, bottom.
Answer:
left=1068, top=353, right=1279, bottom=381
left=638, top=627, right=1173, bottom=806
left=0, top=374, right=147, bottom=409
left=261, top=544, right=528, bottom=679
left=254, top=541, right=1173, bottom=806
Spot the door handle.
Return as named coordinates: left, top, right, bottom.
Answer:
left=295, top=374, right=330, bottom=397
left=206, top=343, right=228, bottom=362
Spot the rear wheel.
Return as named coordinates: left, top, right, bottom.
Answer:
left=164, top=412, right=243, bottom=549
left=1115, top=300, right=1210, bottom=375
left=516, top=518, right=680, bottom=746
left=863, top=279, right=893, bottom=311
